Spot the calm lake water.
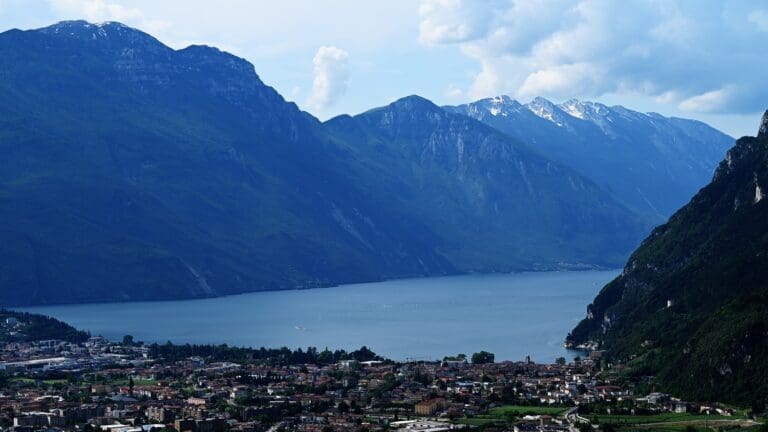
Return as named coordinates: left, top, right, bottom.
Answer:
left=20, top=270, right=618, bottom=363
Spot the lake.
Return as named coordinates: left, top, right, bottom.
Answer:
left=19, top=270, right=618, bottom=363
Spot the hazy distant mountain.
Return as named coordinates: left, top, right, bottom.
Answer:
left=0, top=21, right=454, bottom=305
left=446, top=96, right=733, bottom=222
left=325, top=96, right=647, bottom=271
left=0, top=21, right=708, bottom=306
left=568, top=113, right=768, bottom=405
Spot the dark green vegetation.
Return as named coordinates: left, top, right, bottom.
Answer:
left=584, top=412, right=763, bottom=432
left=569, top=113, right=768, bottom=406
left=471, top=351, right=495, bottom=364
left=146, top=342, right=383, bottom=366
left=0, top=310, right=89, bottom=342
left=489, top=405, right=567, bottom=416
left=0, top=21, right=650, bottom=306
left=588, top=413, right=746, bottom=424
left=454, top=404, right=568, bottom=427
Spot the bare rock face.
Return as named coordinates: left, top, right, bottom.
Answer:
left=759, top=110, right=768, bottom=139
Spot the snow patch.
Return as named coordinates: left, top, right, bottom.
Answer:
left=526, top=97, right=564, bottom=126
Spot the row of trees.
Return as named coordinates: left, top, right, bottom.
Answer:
left=443, top=351, right=496, bottom=364
left=144, top=341, right=384, bottom=365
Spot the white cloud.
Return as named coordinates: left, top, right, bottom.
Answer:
left=678, top=87, right=735, bottom=113
left=418, top=0, right=500, bottom=45
left=419, top=0, right=768, bottom=114
left=518, top=63, right=601, bottom=99
left=307, top=46, right=350, bottom=111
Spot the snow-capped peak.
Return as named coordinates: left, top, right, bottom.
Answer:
left=484, top=95, right=522, bottom=116
left=43, top=20, right=124, bottom=34
left=452, top=95, right=524, bottom=119
left=38, top=20, right=155, bottom=44
left=559, top=99, right=611, bottom=121
left=559, top=99, right=587, bottom=119
left=526, top=97, right=568, bottom=126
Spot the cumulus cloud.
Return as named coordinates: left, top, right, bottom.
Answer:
left=419, top=0, right=768, bottom=114
left=307, top=46, right=350, bottom=111
left=419, top=0, right=502, bottom=45
left=679, top=87, right=735, bottom=113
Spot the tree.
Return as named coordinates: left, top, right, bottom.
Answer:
left=338, top=401, right=349, bottom=413
left=471, top=351, right=495, bottom=364
left=350, top=346, right=377, bottom=362
left=318, top=348, right=334, bottom=364
left=751, top=399, right=765, bottom=415
left=501, top=384, right=517, bottom=403
left=122, top=335, right=134, bottom=346
left=443, top=353, right=467, bottom=362
left=556, top=357, right=566, bottom=365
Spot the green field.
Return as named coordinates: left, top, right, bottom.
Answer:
left=10, top=377, right=68, bottom=385
left=591, top=412, right=747, bottom=425
left=490, top=405, right=568, bottom=417
left=108, top=378, right=157, bottom=386
left=454, top=405, right=568, bottom=426
left=613, top=420, right=763, bottom=432
left=615, top=427, right=708, bottom=432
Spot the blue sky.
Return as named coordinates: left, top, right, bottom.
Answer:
left=0, top=0, right=766, bottom=138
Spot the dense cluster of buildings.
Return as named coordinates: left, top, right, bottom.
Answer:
left=0, top=338, right=721, bottom=432
left=1, top=337, right=147, bottom=373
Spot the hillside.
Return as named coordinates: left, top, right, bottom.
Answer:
left=0, top=310, right=89, bottom=342
left=0, top=21, right=454, bottom=305
left=568, top=112, right=768, bottom=405
left=447, top=96, right=732, bottom=222
left=0, top=21, right=647, bottom=306
left=326, top=96, right=647, bottom=270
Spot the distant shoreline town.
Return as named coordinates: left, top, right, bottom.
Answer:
left=1, top=311, right=763, bottom=432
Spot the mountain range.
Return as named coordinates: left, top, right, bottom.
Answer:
left=0, top=21, right=731, bottom=306
left=446, top=96, right=732, bottom=222
left=325, top=95, right=645, bottom=271
left=568, top=113, right=768, bottom=405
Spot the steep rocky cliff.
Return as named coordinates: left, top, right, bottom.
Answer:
left=568, top=112, right=768, bottom=405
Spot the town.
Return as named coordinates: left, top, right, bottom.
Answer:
left=1, top=318, right=762, bottom=432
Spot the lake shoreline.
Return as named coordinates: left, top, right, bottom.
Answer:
left=18, top=270, right=619, bottom=363
left=11, top=265, right=617, bottom=310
